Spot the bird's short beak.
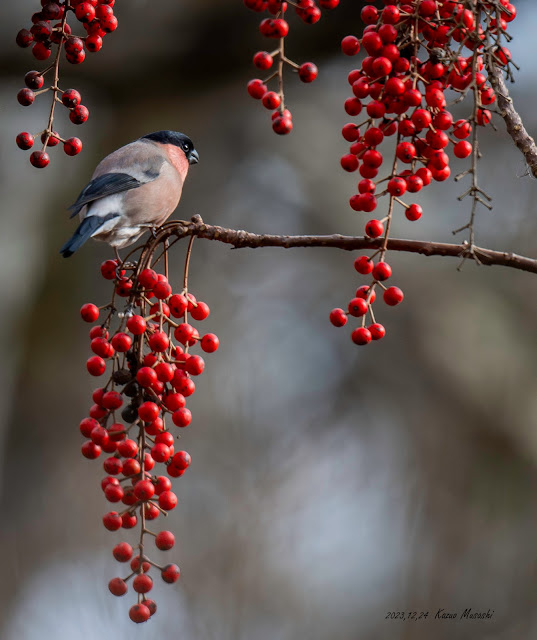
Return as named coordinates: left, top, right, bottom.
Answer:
left=188, top=149, right=199, bottom=165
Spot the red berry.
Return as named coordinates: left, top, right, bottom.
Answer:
left=153, top=281, right=172, bottom=299
left=16, top=29, right=34, bottom=48
left=348, top=298, right=368, bottom=317
left=31, top=21, right=52, bottom=42
left=151, top=442, right=171, bottom=463
left=108, top=577, right=128, bottom=596
left=138, top=268, right=158, bottom=289
left=41, top=131, right=60, bottom=147
left=369, top=323, right=386, bottom=340
left=453, top=119, right=471, bottom=139
left=86, top=34, right=102, bottom=52
left=103, top=457, right=123, bottom=475
left=190, top=301, right=210, bottom=321
left=100, top=259, right=117, bottom=279
left=262, top=91, right=281, bottom=110
left=247, top=79, right=267, bottom=99
left=127, top=315, right=147, bottom=335
left=32, top=42, right=51, bottom=60
left=81, top=303, right=99, bottom=322
left=383, top=286, right=404, bottom=306
left=365, top=219, right=384, bottom=238
left=200, top=333, right=219, bottom=353
left=253, top=51, right=273, bottom=70
left=133, top=574, right=153, bottom=594
left=75, top=2, right=95, bottom=22
left=81, top=440, right=101, bottom=459
left=161, top=563, right=181, bottom=583
left=329, top=308, right=347, bottom=327
left=155, top=431, right=174, bottom=448
left=121, top=512, right=137, bottom=529
left=103, top=511, right=122, bottom=531
left=25, top=71, right=44, bottom=90
left=129, top=604, right=150, bottom=624
left=110, top=332, right=132, bottom=352
left=113, top=542, right=133, bottom=562
left=172, top=450, right=191, bottom=470
left=137, top=366, right=158, bottom=387
left=387, top=177, right=407, bottom=197
left=344, top=98, right=362, bottom=116
left=174, top=323, right=194, bottom=344
left=69, top=105, right=89, bottom=125
left=134, top=479, right=155, bottom=501
left=342, top=123, right=359, bottom=142
left=117, top=438, right=138, bottom=458
left=172, top=407, right=192, bottom=428
left=148, top=331, right=169, bottom=353
left=351, top=327, right=372, bottom=346
left=138, top=402, right=159, bottom=423
left=272, top=115, right=293, bottom=135
left=185, top=355, right=205, bottom=376
left=259, top=18, right=289, bottom=38
left=30, top=150, right=49, bottom=168
left=102, top=391, right=122, bottom=410
left=16, top=132, right=34, bottom=150
left=130, top=556, right=151, bottom=574
left=86, top=356, right=106, bottom=376
left=454, top=140, right=472, bottom=158
left=372, top=262, right=392, bottom=281
left=158, top=490, right=178, bottom=511
left=396, top=142, right=417, bottom=163
left=354, top=256, right=374, bottom=275
left=100, top=15, right=118, bottom=32
left=155, top=530, right=175, bottom=551
left=64, top=137, right=83, bottom=156
left=405, top=203, right=422, bottom=221
left=341, top=154, right=359, bottom=172
left=62, top=89, right=81, bottom=108
left=341, top=35, right=360, bottom=56
left=298, top=62, right=318, bottom=83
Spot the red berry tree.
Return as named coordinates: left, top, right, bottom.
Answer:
left=12, top=0, right=537, bottom=625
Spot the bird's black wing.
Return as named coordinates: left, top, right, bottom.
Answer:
left=68, top=173, right=143, bottom=218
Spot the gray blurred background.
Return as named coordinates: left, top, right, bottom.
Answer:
left=1, top=1, right=537, bottom=639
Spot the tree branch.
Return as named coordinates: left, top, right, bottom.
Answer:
left=487, top=63, right=537, bottom=179
left=142, top=216, right=537, bottom=275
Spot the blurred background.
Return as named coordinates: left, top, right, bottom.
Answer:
left=1, top=1, right=537, bottom=638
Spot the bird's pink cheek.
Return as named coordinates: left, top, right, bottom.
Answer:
left=165, top=145, right=189, bottom=178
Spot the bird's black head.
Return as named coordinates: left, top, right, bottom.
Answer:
left=142, top=130, right=199, bottom=165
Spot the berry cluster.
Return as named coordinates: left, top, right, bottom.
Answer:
left=79, top=245, right=219, bottom=623
left=330, top=0, right=516, bottom=345
left=245, top=0, right=339, bottom=134
left=15, top=0, right=119, bottom=168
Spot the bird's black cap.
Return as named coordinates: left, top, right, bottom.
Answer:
left=142, top=130, right=199, bottom=164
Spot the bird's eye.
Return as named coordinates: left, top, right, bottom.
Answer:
left=182, top=142, right=190, bottom=152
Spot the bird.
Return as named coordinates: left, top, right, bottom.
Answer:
left=59, top=130, right=199, bottom=259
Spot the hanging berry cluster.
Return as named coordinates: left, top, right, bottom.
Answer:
left=330, top=0, right=516, bottom=345
left=78, top=235, right=219, bottom=624
left=15, top=0, right=119, bottom=168
left=244, top=0, right=339, bottom=134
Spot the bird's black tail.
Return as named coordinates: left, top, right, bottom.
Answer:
left=59, top=214, right=119, bottom=258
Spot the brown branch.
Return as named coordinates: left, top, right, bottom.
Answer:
left=487, top=63, right=537, bottom=179
left=143, top=216, right=537, bottom=275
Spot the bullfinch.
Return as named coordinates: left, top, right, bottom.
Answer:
left=59, top=130, right=199, bottom=258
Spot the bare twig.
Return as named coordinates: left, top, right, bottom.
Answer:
left=134, top=216, right=537, bottom=275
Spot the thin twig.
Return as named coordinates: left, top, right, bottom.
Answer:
left=487, top=63, right=537, bottom=179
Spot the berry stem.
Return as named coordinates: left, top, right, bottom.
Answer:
left=42, top=3, right=69, bottom=152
